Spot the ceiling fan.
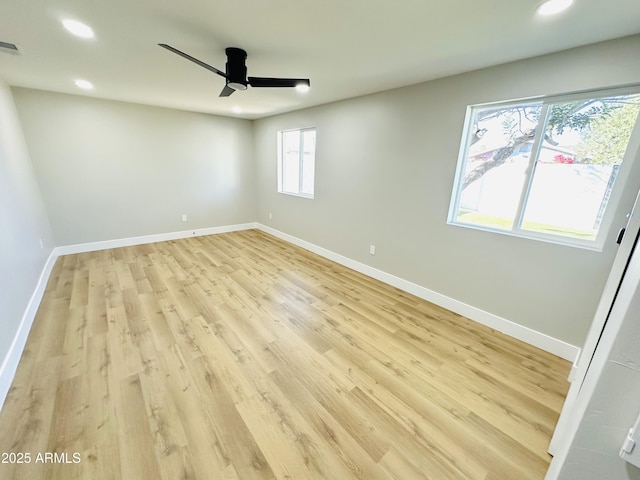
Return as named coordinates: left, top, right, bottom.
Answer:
left=159, top=44, right=311, bottom=97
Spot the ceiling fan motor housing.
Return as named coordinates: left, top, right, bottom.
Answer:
left=225, top=47, right=248, bottom=90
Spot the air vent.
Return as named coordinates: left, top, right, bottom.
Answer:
left=0, top=41, right=20, bottom=55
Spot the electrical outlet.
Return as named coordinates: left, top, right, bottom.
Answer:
left=181, top=214, right=188, bottom=222
left=369, top=245, right=376, bottom=255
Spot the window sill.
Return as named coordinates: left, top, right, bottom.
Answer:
left=278, top=191, right=315, bottom=200
left=447, top=220, right=605, bottom=252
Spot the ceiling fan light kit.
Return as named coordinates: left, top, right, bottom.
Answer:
left=159, top=44, right=310, bottom=97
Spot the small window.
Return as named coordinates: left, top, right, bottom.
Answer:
left=448, top=88, right=640, bottom=249
left=277, top=127, right=316, bottom=198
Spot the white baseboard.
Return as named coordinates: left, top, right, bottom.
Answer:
left=54, top=223, right=258, bottom=256
left=0, top=249, right=58, bottom=411
left=257, top=224, right=580, bottom=362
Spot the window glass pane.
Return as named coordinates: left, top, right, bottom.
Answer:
left=455, top=102, right=543, bottom=230
left=522, top=95, right=640, bottom=240
left=301, top=130, right=316, bottom=196
left=278, top=128, right=316, bottom=198
left=282, top=130, right=300, bottom=194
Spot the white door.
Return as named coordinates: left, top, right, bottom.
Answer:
left=548, top=194, right=640, bottom=456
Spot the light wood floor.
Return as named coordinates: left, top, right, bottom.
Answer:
left=0, top=229, right=570, bottom=479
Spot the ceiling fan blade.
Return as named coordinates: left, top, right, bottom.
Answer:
left=158, top=44, right=226, bottom=78
left=219, top=84, right=235, bottom=97
left=248, top=77, right=310, bottom=88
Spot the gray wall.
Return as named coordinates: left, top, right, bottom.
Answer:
left=0, top=80, right=54, bottom=370
left=254, top=35, right=640, bottom=348
left=12, top=89, right=257, bottom=246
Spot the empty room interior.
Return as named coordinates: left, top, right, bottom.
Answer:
left=2, top=1, right=640, bottom=479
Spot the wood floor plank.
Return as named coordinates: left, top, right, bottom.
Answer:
left=268, top=368, right=388, bottom=480
left=0, top=229, right=570, bottom=479
left=156, top=345, right=235, bottom=479
left=116, top=374, right=163, bottom=480
left=236, top=379, right=361, bottom=480
left=0, top=357, right=62, bottom=480
left=81, top=333, right=122, bottom=480
left=433, top=362, right=556, bottom=461
left=188, top=355, right=276, bottom=480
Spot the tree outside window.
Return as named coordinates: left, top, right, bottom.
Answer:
left=449, top=89, right=640, bottom=249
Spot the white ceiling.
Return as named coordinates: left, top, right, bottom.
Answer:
left=1, top=0, right=639, bottom=119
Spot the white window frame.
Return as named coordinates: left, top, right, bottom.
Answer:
left=447, top=85, right=640, bottom=251
left=277, top=127, right=316, bottom=199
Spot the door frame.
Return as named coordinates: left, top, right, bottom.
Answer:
left=546, top=190, right=640, bottom=476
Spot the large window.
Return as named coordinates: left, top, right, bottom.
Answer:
left=448, top=88, right=640, bottom=249
left=278, top=127, right=316, bottom=198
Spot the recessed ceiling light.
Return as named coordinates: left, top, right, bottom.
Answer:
left=295, top=83, right=310, bottom=93
left=537, top=0, right=573, bottom=16
left=232, top=106, right=243, bottom=114
left=74, top=79, right=94, bottom=90
left=62, top=19, right=95, bottom=39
